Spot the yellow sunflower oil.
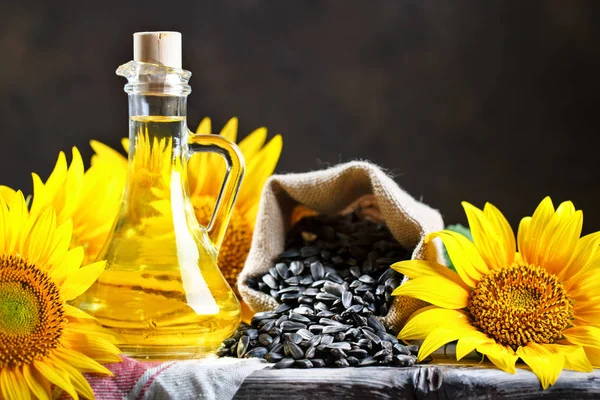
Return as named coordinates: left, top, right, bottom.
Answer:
left=74, top=32, right=244, bottom=359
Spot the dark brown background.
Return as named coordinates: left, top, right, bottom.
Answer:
left=1, top=1, right=599, bottom=231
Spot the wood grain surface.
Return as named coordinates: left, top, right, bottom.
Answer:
left=234, top=364, right=600, bottom=399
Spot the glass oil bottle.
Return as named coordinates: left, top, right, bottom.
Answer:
left=74, top=32, right=244, bottom=359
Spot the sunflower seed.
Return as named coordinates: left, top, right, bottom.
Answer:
left=285, top=276, right=301, bottom=286
left=259, top=333, right=273, bottom=346
left=265, top=352, right=284, bottom=362
left=349, top=266, right=361, bottom=278
left=327, top=342, right=351, bottom=351
left=311, top=358, right=326, bottom=367
left=359, top=356, right=378, bottom=366
left=216, top=346, right=229, bottom=357
left=342, top=291, right=353, bottom=308
left=310, top=262, right=325, bottom=280
left=273, top=358, right=295, bottom=369
left=262, top=274, right=278, bottom=289
left=237, top=336, right=250, bottom=358
left=377, top=331, right=399, bottom=344
left=279, top=286, right=301, bottom=295
left=361, top=328, right=381, bottom=345
left=301, top=246, right=319, bottom=257
left=289, top=313, right=311, bottom=324
left=347, top=349, right=368, bottom=359
left=281, top=293, right=301, bottom=303
left=300, top=276, right=314, bottom=285
left=358, top=275, right=375, bottom=284
left=281, top=321, right=307, bottom=331
left=284, top=342, right=304, bottom=359
left=307, top=335, right=321, bottom=347
left=367, top=316, right=386, bottom=333
left=407, top=344, right=419, bottom=355
left=274, top=303, right=292, bottom=314
left=269, top=342, right=283, bottom=353
left=275, top=263, right=290, bottom=279
left=297, top=329, right=314, bottom=340
left=305, top=345, right=316, bottom=359
left=326, top=273, right=344, bottom=284
left=320, top=335, right=334, bottom=345
left=334, top=359, right=349, bottom=368
left=245, top=347, right=268, bottom=358
left=322, top=325, right=349, bottom=334
left=295, top=359, right=314, bottom=368
left=393, top=354, right=416, bottom=367
left=315, top=293, right=338, bottom=302
left=347, top=356, right=359, bottom=366
left=289, top=260, right=304, bottom=275
left=330, top=348, right=347, bottom=359
left=393, top=344, right=411, bottom=355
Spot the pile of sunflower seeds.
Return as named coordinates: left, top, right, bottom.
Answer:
left=217, top=212, right=418, bottom=368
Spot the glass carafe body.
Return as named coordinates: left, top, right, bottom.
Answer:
left=74, top=61, right=243, bottom=359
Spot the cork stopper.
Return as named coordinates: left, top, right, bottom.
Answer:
left=133, top=31, right=182, bottom=69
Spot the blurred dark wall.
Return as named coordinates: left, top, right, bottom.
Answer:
left=1, top=0, right=599, bottom=231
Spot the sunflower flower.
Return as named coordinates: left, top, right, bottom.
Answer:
left=28, top=148, right=123, bottom=264
left=0, top=192, right=121, bottom=400
left=392, top=197, right=600, bottom=389
left=91, top=117, right=283, bottom=287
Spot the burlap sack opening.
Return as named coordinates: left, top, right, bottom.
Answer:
left=237, top=161, right=444, bottom=331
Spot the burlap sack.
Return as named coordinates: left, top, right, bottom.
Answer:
left=237, top=161, right=444, bottom=331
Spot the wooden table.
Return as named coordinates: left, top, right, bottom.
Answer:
left=234, top=363, right=600, bottom=399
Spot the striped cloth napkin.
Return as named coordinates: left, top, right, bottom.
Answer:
left=62, top=356, right=268, bottom=399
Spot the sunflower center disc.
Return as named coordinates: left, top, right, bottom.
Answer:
left=0, top=282, right=39, bottom=335
left=0, top=255, right=65, bottom=367
left=469, top=263, right=573, bottom=349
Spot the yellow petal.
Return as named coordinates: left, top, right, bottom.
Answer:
left=238, top=127, right=267, bottom=162
left=219, top=117, right=238, bottom=142
left=477, top=342, right=518, bottom=374
left=399, top=306, right=472, bottom=340
left=64, top=304, right=96, bottom=320
left=518, top=196, right=554, bottom=265
left=392, top=275, right=470, bottom=309
left=54, top=346, right=112, bottom=375
left=418, top=326, right=469, bottom=361
left=195, top=117, right=212, bottom=135
left=561, top=232, right=600, bottom=283
left=545, top=344, right=593, bottom=372
left=391, top=259, right=469, bottom=288
left=52, top=357, right=96, bottom=399
left=583, top=346, right=600, bottom=368
left=0, top=196, right=8, bottom=252
left=49, top=246, right=85, bottom=286
left=426, top=231, right=488, bottom=287
left=462, top=202, right=514, bottom=270
left=537, top=207, right=583, bottom=276
left=22, top=364, right=50, bottom=400
left=61, top=261, right=106, bottom=300
left=23, top=207, right=57, bottom=267
left=1, top=367, right=30, bottom=400
left=563, top=326, right=600, bottom=349
left=90, top=140, right=128, bottom=168
left=455, top=330, right=495, bottom=361
left=33, top=360, right=78, bottom=400
left=238, top=135, right=283, bottom=216
left=517, top=342, right=564, bottom=390
left=8, top=191, right=29, bottom=254
left=0, top=185, right=16, bottom=204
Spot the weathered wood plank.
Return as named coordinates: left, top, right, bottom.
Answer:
left=233, top=364, right=600, bottom=399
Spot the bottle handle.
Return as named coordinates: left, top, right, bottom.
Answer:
left=187, top=132, right=245, bottom=251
